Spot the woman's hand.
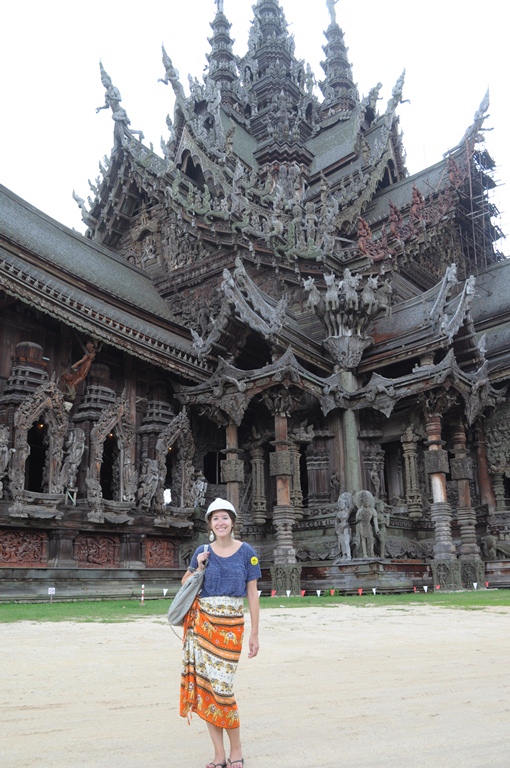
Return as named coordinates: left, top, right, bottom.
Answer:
left=248, top=631, right=259, bottom=658
left=196, top=549, right=210, bottom=571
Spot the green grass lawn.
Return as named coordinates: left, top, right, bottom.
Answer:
left=1, top=588, right=509, bottom=623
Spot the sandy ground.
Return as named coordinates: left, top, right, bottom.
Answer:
left=1, top=604, right=510, bottom=768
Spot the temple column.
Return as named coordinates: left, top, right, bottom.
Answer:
left=450, top=415, right=484, bottom=586
left=289, top=441, right=303, bottom=520
left=221, top=421, right=244, bottom=529
left=340, top=372, right=363, bottom=493
left=269, top=407, right=301, bottom=594
left=250, top=445, right=267, bottom=524
left=400, top=425, right=423, bottom=521
left=474, top=420, right=496, bottom=513
left=423, top=411, right=461, bottom=589
left=306, top=432, right=330, bottom=507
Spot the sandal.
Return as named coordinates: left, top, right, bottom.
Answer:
left=228, top=761, right=244, bottom=768
left=205, top=763, right=226, bottom=768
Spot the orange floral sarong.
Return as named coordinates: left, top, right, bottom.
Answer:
left=180, top=596, right=244, bottom=729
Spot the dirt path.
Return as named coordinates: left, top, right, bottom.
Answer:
left=1, top=604, right=509, bottom=768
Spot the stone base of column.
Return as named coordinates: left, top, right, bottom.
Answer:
left=459, top=558, right=485, bottom=589
left=431, top=558, right=462, bottom=590
left=273, top=505, right=296, bottom=564
left=273, top=545, right=297, bottom=564
left=270, top=563, right=302, bottom=596
left=429, top=502, right=456, bottom=558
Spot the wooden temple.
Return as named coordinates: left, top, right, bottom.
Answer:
left=1, top=0, right=509, bottom=598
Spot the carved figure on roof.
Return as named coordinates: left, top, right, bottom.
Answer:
left=375, top=278, right=393, bottom=317
left=72, top=191, right=93, bottom=225
left=360, top=277, right=379, bottom=315
left=303, top=276, right=321, bottom=313
left=305, top=63, right=315, bottom=95
left=410, top=185, right=425, bottom=224
left=215, top=0, right=224, bottom=12
left=324, top=272, right=340, bottom=312
left=160, top=46, right=185, bottom=101
left=96, top=64, right=144, bottom=149
left=388, top=201, right=403, bottom=239
left=326, top=0, right=339, bottom=24
left=387, top=70, right=408, bottom=113
left=357, top=217, right=372, bottom=254
left=339, top=268, right=360, bottom=312
left=60, top=342, right=97, bottom=399
left=458, top=89, right=490, bottom=148
left=364, top=82, right=382, bottom=113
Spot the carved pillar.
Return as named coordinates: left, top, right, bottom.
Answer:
left=264, top=390, right=301, bottom=592
left=289, top=442, right=303, bottom=520
left=400, top=426, right=423, bottom=521
left=340, top=372, right=363, bottom=493
left=306, top=433, right=330, bottom=507
left=450, top=415, right=484, bottom=585
left=424, top=411, right=461, bottom=589
left=269, top=413, right=296, bottom=561
left=474, top=420, right=496, bottom=513
left=221, top=421, right=244, bottom=529
left=492, top=474, right=506, bottom=511
left=250, top=445, right=267, bottom=525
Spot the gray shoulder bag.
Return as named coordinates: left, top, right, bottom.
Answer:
left=167, top=544, right=208, bottom=627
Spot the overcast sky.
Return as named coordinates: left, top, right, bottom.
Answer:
left=1, top=0, right=507, bottom=255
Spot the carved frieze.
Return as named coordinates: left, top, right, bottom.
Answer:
left=74, top=535, right=118, bottom=568
left=145, top=538, right=177, bottom=568
left=0, top=530, right=47, bottom=567
left=485, top=400, right=510, bottom=474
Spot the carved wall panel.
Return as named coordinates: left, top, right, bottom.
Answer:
left=0, top=530, right=47, bottom=566
left=145, top=538, right=177, bottom=568
left=74, top=535, right=119, bottom=568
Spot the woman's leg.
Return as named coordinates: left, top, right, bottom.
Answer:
left=226, top=727, right=243, bottom=766
left=206, top=722, right=226, bottom=766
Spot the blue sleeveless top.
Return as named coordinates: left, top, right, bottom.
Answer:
left=189, top=542, right=262, bottom=597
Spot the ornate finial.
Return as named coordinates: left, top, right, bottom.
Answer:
left=215, top=0, right=224, bottom=13
left=326, top=0, right=339, bottom=24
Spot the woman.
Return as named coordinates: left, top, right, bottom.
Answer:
left=180, top=497, right=261, bottom=768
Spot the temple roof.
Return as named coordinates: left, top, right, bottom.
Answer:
left=0, top=185, right=211, bottom=380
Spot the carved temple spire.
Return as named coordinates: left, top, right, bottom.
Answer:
left=240, top=0, right=317, bottom=158
left=206, top=1, right=239, bottom=101
left=319, top=5, right=358, bottom=118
